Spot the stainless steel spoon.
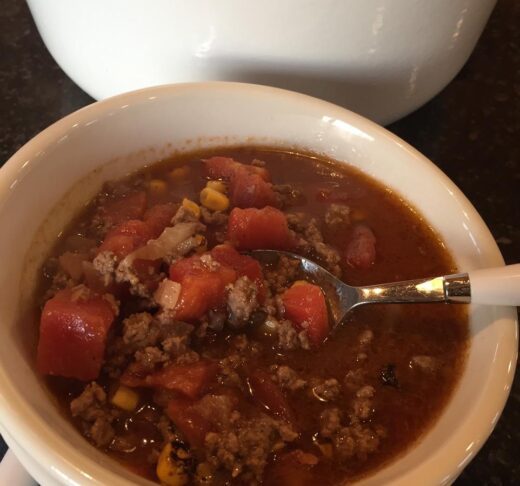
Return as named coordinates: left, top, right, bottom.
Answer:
left=251, top=250, right=520, bottom=327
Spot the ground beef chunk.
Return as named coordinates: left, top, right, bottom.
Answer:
left=312, top=378, right=341, bottom=402
left=273, top=184, right=305, bottom=208
left=226, top=276, right=259, bottom=328
left=204, top=412, right=297, bottom=482
left=92, top=250, right=117, bottom=286
left=134, top=346, right=169, bottom=370
left=286, top=213, right=342, bottom=277
left=270, top=365, right=306, bottom=391
left=410, top=355, right=438, bottom=373
left=175, top=351, right=200, bottom=364
left=264, top=256, right=300, bottom=294
left=352, top=385, right=375, bottom=420
left=333, top=421, right=384, bottom=461
left=218, top=354, right=243, bottom=388
left=122, top=312, right=160, bottom=350
left=320, top=408, right=343, bottom=438
left=325, top=203, right=351, bottom=228
left=358, top=329, right=374, bottom=346
left=193, top=394, right=236, bottom=428
left=344, top=368, right=367, bottom=391
left=70, top=382, right=117, bottom=447
left=276, top=318, right=311, bottom=351
left=201, top=207, right=229, bottom=227
left=160, top=321, right=194, bottom=357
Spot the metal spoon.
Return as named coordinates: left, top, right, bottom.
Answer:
left=251, top=250, right=520, bottom=327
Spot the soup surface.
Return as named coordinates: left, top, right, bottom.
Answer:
left=36, top=148, right=468, bottom=485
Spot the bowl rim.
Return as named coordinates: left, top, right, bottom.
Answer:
left=0, top=81, right=517, bottom=486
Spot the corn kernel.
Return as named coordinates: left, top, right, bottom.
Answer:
left=148, top=179, right=167, bottom=195
left=181, top=198, right=201, bottom=218
left=199, top=187, right=230, bottom=212
left=110, top=385, right=139, bottom=412
left=156, top=442, right=190, bottom=486
left=169, top=166, right=190, bottom=180
left=292, top=280, right=310, bottom=287
left=206, top=180, right=227, bottom=193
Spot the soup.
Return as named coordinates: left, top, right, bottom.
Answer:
left=35, top=148, right=468, bottom=485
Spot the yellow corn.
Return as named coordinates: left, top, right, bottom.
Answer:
left=148, top=179, right=167, bottom=195
left=181, top=198, right=201, bottom=219
left=110, top=385, right=139, bottom=412
left=169, top=166, right=190, bottom=180
left=292, top=280, right=310, bottom=287
left=206, top=180, right=227, bottom=193
left=156, top=442, right=190, bottom=486
left=199, top=187, right=230, bottom=212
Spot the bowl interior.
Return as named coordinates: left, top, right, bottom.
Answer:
left=0, top=83, right=516, bottom=486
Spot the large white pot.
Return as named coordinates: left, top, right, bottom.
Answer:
left=26, top=0, right=496, bottom=124
left=0, top=83, right=516, bottom=485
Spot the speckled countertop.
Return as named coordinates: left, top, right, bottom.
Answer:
left=0, top=0, right=518, bottom=485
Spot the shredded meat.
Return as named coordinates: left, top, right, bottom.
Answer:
left=70, top=383, right=117, bottom=447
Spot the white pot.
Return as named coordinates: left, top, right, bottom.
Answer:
left=26, top=0, right=496, bottom=124
left=0, top=83, right=516, bottom=485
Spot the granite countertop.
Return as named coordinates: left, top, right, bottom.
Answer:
left=0, top=0, right=518, bottom=485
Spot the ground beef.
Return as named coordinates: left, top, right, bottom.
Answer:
left=352, top=385, right=376, bottom=420
left=175, top=351, right=200, bottom=364
left=122, top=312, right=160, bottom=350
left=320, top=408, right=343, bottom=438
left=264, top=256, right=300, bottom=294
left=270, top=365, right=306, bottom=391
left=70, top=382, right=117, bottom=447
left=286, top=213, right=342, bottom=277
left=273, top=184, right=305, bottom=208
left=161, top=323, right=194, bottom=357
left=312, top=378, right=341, bottom=402
left=201, top=207, right=229, bottom=226
left=218, top=354, right=243, bottom=388
left=275, top=318, right=311, bottom=351
left=193, top=394, right=236, bottom=428
left=410, top=355, right=437, bottom=373
left=358, top=329, right=374, bottom=346
left=344, top=368, right=367, bottom=391
left=92, top=250, right=117, bottom=286
left=226, top=276, right=259, bottom=328
left=333, top=421, right=383, bottom=461
left=325, top=203, right=351, bottom=228
left=134, top=346, right=169, bottom=370
left=204, top=412, right=297, bottom=482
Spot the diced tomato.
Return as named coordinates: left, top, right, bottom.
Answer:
left=210, top=244, right=266, bottom=301
left=36, top=288, right=116, bottom=381
left=98, top=191, right=147, bottom=227
left=146, top=360, right=219, bottom=399
left=204, top=156, right=276, bottom=208
left=98, top=219, right=153, bottom=259
left=345, top=224, right=376, bottom=269
left=228, top=206, right=295, bottom=251
left=282, top=282, right=329, bottom=346
left=167, top=398, right=212, bottom=448
left=169, top=254, right=237, bottom=320
left=230, top=170, right=278, bottom=209
left=249, top=370, right=295, bottom=423
left=143, top=202, right=177, bottom=238
left=266, top=450, right=318, bottom=486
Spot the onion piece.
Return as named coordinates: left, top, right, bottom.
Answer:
left=154, top=279, right=182, bottom=309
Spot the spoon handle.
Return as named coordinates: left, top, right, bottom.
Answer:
left=356, top=265, right=520, bottom=307
left=468, top=264, right=520, bottom=306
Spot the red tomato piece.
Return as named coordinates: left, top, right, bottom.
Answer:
left=169, top=254, right=237, bottom=320
left=167, top=397, right=212, bottom=448
left=282, top=283, right=329, bottom=346
left=204, top=156, right=276, bottom=208
left=230, top=170, right=277, bottom=209
left=249, top=370, right=295, bottom=423
left=98, top=191, right=147, bottom=227
left=228, top=206, right=295, bottom=251
left=143, top=202, right=177, bottom=238
left=98, top=219, right=153, bottom=259
left=146, top=360, right=219, bottom=399
left=211, top=244, right=266, bottom=301
left=36, top=288, right=116, bottom=381
left=345, top=224, right=376, bottom=269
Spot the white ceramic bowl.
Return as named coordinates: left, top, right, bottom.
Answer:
left=0, top=83, right=516, bottom=486
left=26, top=0, right=496, bottom=125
